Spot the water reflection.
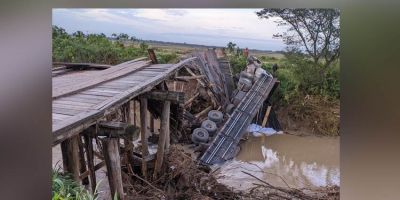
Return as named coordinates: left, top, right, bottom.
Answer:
left=215, top=134, right=340, bottom=190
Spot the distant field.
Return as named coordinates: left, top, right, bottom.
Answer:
left=134, top=40, right=284, bottom=58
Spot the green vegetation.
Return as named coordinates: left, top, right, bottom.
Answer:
left=52, top=170, right=98, bottom=200
left=228, top=50, right=340, bottom=104
left=263, top=54, right=339, bottom=104
left=226, top=42, right=340, bottom=135
left=52, top=26, right=179, bottom=65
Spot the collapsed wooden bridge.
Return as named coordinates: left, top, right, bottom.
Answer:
left=52, top=49, right=279, bottom=199
left=52, top=49, right=235, bottom=199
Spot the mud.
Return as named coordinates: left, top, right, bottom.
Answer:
left=214, top=134, right=340, bottom=191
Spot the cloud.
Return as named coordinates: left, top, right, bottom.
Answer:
left=52, top=9, right=286, bottom=50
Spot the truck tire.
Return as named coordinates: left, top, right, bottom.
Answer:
left=208, top=110, right=223, bottom=123
left=201, top=120, right=217, bottom=136
left=191, top=128, right=209, bottom=144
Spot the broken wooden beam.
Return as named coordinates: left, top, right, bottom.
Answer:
left=147, top=49, right=158, bottom=64
left=261, top=106, right=272, bottom=127
left=194, top=105, right=213, bottom=119
left=79, top=161, right=106, bottom=180
left=143, top=90, right=185, bottom=104
left=184, top=92, right=200, bottom=107
left=175, top=75, right=206, bottom=81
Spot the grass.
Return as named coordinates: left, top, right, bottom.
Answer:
left=52, top=169, right=104, bottom=200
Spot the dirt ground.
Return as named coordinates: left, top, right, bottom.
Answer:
left=276, top=95, right=340, bottom=136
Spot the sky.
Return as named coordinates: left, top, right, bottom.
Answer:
left=52, top=9, right=286, bottom=51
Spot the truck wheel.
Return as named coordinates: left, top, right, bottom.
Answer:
left=191, top=128, right=209, bottom=143
left=208, top=110, right=223, bottom=123
left=201, top=120, right=217, bottom=136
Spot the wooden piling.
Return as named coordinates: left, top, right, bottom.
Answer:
left=133, top=100, right=137, bottom=126
left=140, top=97, right=149, bottom=178
left=60, top=135, right=80, bottom=182
left=83, top=130, right=96, bottom=193
left=153, top=100, right=171, bottom=178
left=150, top=115, right=155, bottom=133
left=78, top=136, right=89, bottom=185
left=123, top=102, right=135, bottom=168
left=101, top=137, right=124, bottom=200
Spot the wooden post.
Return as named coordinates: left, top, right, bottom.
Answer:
left=128, top=100, right=134, bottom=125
left=78, top=136, right=89, bottom=185
left=150, top=115, right=155, bottom=133
left=165, top=102, right=171, bottom=151
left=147, top=49, right=158, bottom=64
left=83, top=130, right=97, bottom=193
left=133, top=100, right=137, bottom=126
left=153, top=100, right=171, bottom=178
left=101, top=137, right=124, bottom=200
left=140, top=97, right=149, bottom=178
left=60, top=135, right=80, bottom=182
left=122, top=102, right=135, bottom=170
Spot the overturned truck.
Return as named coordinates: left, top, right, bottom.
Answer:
left=180, top=49, right=280, bottom=165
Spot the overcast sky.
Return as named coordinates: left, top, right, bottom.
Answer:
left=52, top=9, right=285, bottom=51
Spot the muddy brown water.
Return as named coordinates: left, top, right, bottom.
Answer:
left=214, top=134, right=340, bottom=191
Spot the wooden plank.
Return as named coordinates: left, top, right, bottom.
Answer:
left=144, top=90, right=185, bottom=104
left=53, top=107, right=84, bottom=116
left=262, top=106, right=272, bottom=127
left=52, top=58, right=198, bottom=145
left=53, top=100, right=96, bottom=107
left=53, top=60, right=151, bottom=99
left=53, top=103, right=93, bottom=110
left=145, top=64, right=173, bottom=69
left=93, top=58, right=196, bottom=111
left=96, top=84, right=134, bottom=91
left=53, top=113, right=72, bottom=121
left=59, top=96, right=105, bottom=104
left=80, top=90, right=117, bottom=97
left=53, top=110, right=102, bottom=144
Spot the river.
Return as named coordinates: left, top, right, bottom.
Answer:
left=214, top=133, right=340, bottom=190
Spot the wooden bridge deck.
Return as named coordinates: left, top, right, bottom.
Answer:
left=52, top=58, right=196, bottom=145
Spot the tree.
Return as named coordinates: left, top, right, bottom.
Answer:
left=256, top=9, right=340, bottom=68
left=226, top=42, right=237, bottom=53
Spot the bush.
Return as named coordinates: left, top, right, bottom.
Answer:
left=157, top=52, right=178, bottom=64
left=52, top=170, right=97, bottom=200
left=52, top=26, right=148, bottom=65
left=228, top=54, right=247, bottom=74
